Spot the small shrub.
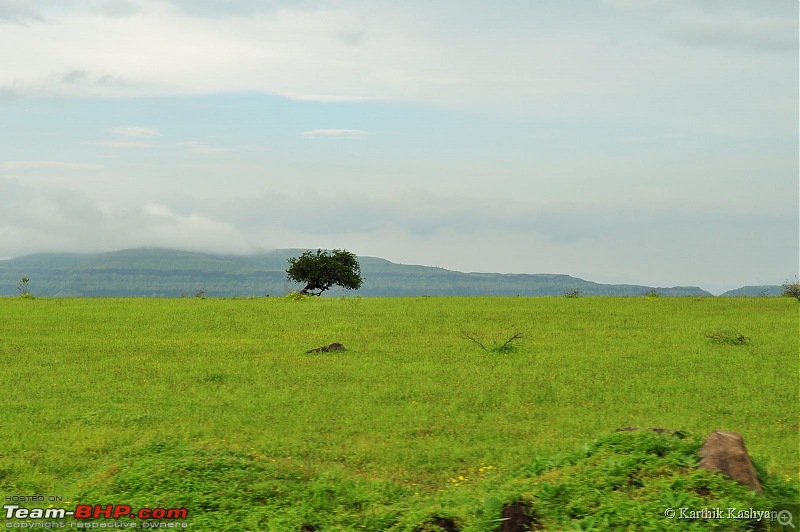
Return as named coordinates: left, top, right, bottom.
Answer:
left=644, top=289, right=661, bottom=298
left=781, top=277, right=800, bottom=300
left=284, top=291, right=313, bottom=302
left=203, top=373, right=227, bottom=384
left=17, top=277, right=31, bottom=297
left=706, top=330, right=750, bottom=346
left=462, top=329, right=522, bottom=354
left=563, top=288, right=581, bottom=298
left=490, top=337, right=520, bottom=354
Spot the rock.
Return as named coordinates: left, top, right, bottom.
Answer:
left=415, top=517, right=459, bottom=532
left=500, top=501, right=539, bottom=531
left=306, top=342, right=346, bottom=354
left=698, top=430, right=762, bottom=493
left=429, top=517, right=458, bottom=532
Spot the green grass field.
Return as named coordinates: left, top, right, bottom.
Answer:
left=1, top=296, right=797, bottom=530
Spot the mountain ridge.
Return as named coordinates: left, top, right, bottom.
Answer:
left=0, top=247, right=757, bottom=298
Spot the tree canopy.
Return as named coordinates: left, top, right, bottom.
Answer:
left=286, top=249, right=363, bottom=296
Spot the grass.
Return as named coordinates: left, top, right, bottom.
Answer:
left=0, top=296, right=797, bottom=530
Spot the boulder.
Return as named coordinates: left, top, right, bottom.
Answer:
left=306, top=342, right=346, bottom=354
left=698, top=430, right=762, bottom=493
left=500, top=501, right=539, bottom=531
left=417, top=517, right=458, bottom=532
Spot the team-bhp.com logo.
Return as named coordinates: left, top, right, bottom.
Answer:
left=4, top=504, right=188, bottom=520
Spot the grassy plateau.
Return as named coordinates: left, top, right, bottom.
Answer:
left=0, top=296, right=797, bottom=530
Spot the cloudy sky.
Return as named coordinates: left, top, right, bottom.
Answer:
left=0, top=0, right=797, bottom=293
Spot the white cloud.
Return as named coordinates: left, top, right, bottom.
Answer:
left=302, top=129, right=367, bottom=139
left=1, top=170, right=794, bottom=290
left=91, top=0, right=141, bottom=19
left=130, top=202, right=253, bottom=253
left=286, top=93, right=385, bottom=103
left=108, top=126, right=162, bottom=138
left=92, top=128, right=231, bottom=153
left=202, top=189, right=796, bottom=291
left=87, top=130, right=229, bottom=153
left=0, top=0, right=44, bottom=23
left=162, top=0, right=288, bottom=19
left=0, top=161, right=113, bottom=190
left=89, top=140, right=156, bottom=148
left=0, top=85, right=19, bottom=99
left=172, top=141, right=230, bottom=154
left=666, top=7, right=797, bottom=52
left=143, top=201, right=172, bottom=217
left=0, top=0, right=794, bottom=126
left=0, top=177, right=254, bottom=256
left=2, top=160, right=104, bottom=170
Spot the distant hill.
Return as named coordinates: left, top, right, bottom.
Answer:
left=719, top=285, right=783, bottom=297
left=0, top=247, right=715, bottom=297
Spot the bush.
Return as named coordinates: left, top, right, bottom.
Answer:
left=284, top=291, right=313, bottom=302
left=461, top=329, right=523, bottom=354
left=781, top=277, right=800, bottom=300
left=17, top=277, right=31, bottom=298
left=706, top=329, right=750, bottom=346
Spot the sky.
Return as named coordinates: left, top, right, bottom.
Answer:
left=0, top=0, right=797, bottom=294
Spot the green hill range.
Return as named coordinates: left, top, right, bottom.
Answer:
left=0, top=247, right=770, bottom=297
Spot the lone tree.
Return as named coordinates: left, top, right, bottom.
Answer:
left=782, top=277, right=800, bottom=300
left=286, top=249, right=363, bottom=296
left=17, top=277, right=30, bottom=296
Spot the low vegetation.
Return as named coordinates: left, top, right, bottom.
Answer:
left=781, top=277, right=800, bottom=300
left=1, top=296, right=797, bottom=529
left=705, top=329, right=751, bottom=346
left=16, top=276, right=33, bottom=299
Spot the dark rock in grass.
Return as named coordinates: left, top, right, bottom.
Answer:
left=417, top=517, right=459, bottom=532
left=698, top=430, right=762, bottom=493
left=500, top=501, right=540, bottom=531
left=305, top=342, right=346, bottom=354
left=433, top=517, right=458, bottom=531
